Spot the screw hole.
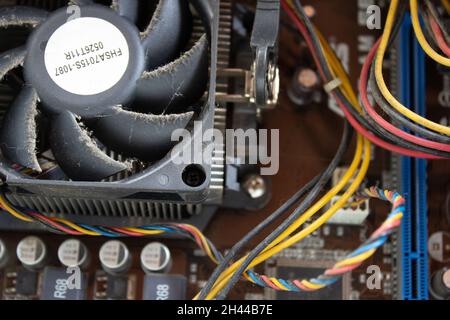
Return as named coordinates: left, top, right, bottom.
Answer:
left=182, top=165, right=206, bottom=187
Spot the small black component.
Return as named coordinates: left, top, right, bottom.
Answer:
left=106, top=275, right=129, bottom=300
left=143, top=274, right=187, bottom=300
left=15, top=268, right=39, bottom=296
left=287, top=68, right=322, bottom=107
left=41, top=267, right=87, bottom=300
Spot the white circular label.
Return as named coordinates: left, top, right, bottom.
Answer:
left=44, top=17, right=130, bottom=95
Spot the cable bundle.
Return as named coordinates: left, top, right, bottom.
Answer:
left=245, top=188, right=404, bottom=292
left=195, top=0, right=378, bottom=300
left=359, top=0, right=450, bottom=160
left=423, top=0, right=450, bottom=57
left=0, top=0, right=433, bottom=300
left=284, top=0, right=450, bottom=160
left=0, top=193, right=223, bottom=264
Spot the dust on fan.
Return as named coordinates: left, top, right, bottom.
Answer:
left=0, top=0, right=209, bottom=181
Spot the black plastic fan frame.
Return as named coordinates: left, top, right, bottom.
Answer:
left=0, top=0, right=219, bottom=204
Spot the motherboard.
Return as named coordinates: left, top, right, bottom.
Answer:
left=0, top=0, right=448, bottom=302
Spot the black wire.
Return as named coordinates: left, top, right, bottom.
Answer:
left=0, top=191, right=66, bottom=234
left=422, top=9, right=441, bottom=51
left=197, top=172, right=323, bottom=299
left=366, top=1, right=450, bottom=146
left=357, top=87, right=450, bottom=157
left=1, top=194, right=224, bottom=261
left=358, top=73, right=450, bottom=157
left=368, top=64, right=450, bottom=144
left=426, top=0, right=450, bottom=40
left=215, top=120, right=353, bottom=300
left=213, top=0, right=414, bottom=300
left=291, top=0, right=450, bottom=158
left=287, top=0, right=425, bottom=157
left=208, top=0, right=356, bottom=299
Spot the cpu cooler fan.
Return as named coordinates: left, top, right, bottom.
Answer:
left=0, top=0, right=211, bottom=182
left=0, top=0, right=220, bottom=223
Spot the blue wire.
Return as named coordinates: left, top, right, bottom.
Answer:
left=347, top=236, right=388, bottom=258
left=140, top=226, right=174, bottom=232
left=279, top=279, right=300, bottom=292
left=310, top=277, right=338, bottom=286
left=79, top=224, right=120, bottom=237
left=247, top=271, right=267, bottom=287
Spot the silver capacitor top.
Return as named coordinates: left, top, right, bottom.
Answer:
left=140, top=242, right=172, bottom=274
left=16, top=236, right=47, bottom=270
left=99, top=240, right=131, bottom=275
left=0, top=238, right=7, bottom=268
left=58, top=239, right=90, bottom=269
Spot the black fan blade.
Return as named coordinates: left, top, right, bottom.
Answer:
left=141, top=0, right=191, bottom=69
left=0, top=6, right=48, bottom=28
left=111, top=0, right=139, bottom=23
left=49, top=112, right=129, bottom=181
left=92, top=107, right=194, bottom=161
left=0, top=85, right=41, bottom=172
left=135, top=35, right=208, bottom=114
left=0, top=47, right=26, bottom=80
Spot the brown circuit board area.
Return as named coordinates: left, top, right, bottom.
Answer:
left=0, top=0, right=449, bottom=300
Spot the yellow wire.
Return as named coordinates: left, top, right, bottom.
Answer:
left=182, top=224, right=219, bottom=264
left=271, top=278, right=290, bottom=291
left=204, top=136, right=369, bottom=299
left=316, top=31, right=361, bottom=111
left=0, top=195, right=33, bottom=222
left=411, top=0, right=450, bottom=65
left=199, top=6, right=373, bottom=299
left=442, top=0, right=450, bottom=15
left=301, top=280, right=326, bottom=290
left=124, top=227, right=165, bottom=235
left=254, top=141, right=370, bottom=270
left=335, top=248, right=377, bottom=268
left=51, top=218, right=101, bottom=236
left=375, top=0, right=450, bottom=135
left=287, top=0, right=361, bottom=112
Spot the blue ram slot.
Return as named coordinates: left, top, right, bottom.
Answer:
left=398, top=14, right=413, bottom=299
left=397, top=14, right=428, bottom=300
left=412, top=29, right=428, bottom=300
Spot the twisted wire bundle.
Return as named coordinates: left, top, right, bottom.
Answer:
left=244, top=188, right=404, bottom=292
left=0, top=193, right=222, bottom=264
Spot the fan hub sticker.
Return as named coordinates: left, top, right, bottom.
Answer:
left=44, top=17, right=130, bottom=96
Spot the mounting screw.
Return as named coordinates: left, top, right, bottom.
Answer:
left=182, top=165, right=206, bottom=187
left=242, top=175, right=266, bottom=199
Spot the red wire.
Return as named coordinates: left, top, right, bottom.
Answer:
left=429, top=13, right=450, bottom=57
left=324, top=262, right=362, bottom=276
left=28, top=212, right=83, bottom=235
left=175, top=224, right=204, bottom=249
left=260, top=275, right=282, bottom=291
left=292, top=280, right=316, bottom=291
left=281, top=0, right=441, bottom=159
left=110, top=227, right=143, bottom=237
left=360, top=39, right=450, bottom=152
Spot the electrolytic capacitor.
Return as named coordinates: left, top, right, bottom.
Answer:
left=99, top=240, right=131, bottom=275
left=58, top=239, right=90, bottom=270
left=16, top=236, right=47, bottom=271
left=0, top=238, right=8, bottom=268
left=430, top=268, right=450, bottom=300
left=140, top=242, right=172, bottom=274
left=287, top=68, right=322, bottom=107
